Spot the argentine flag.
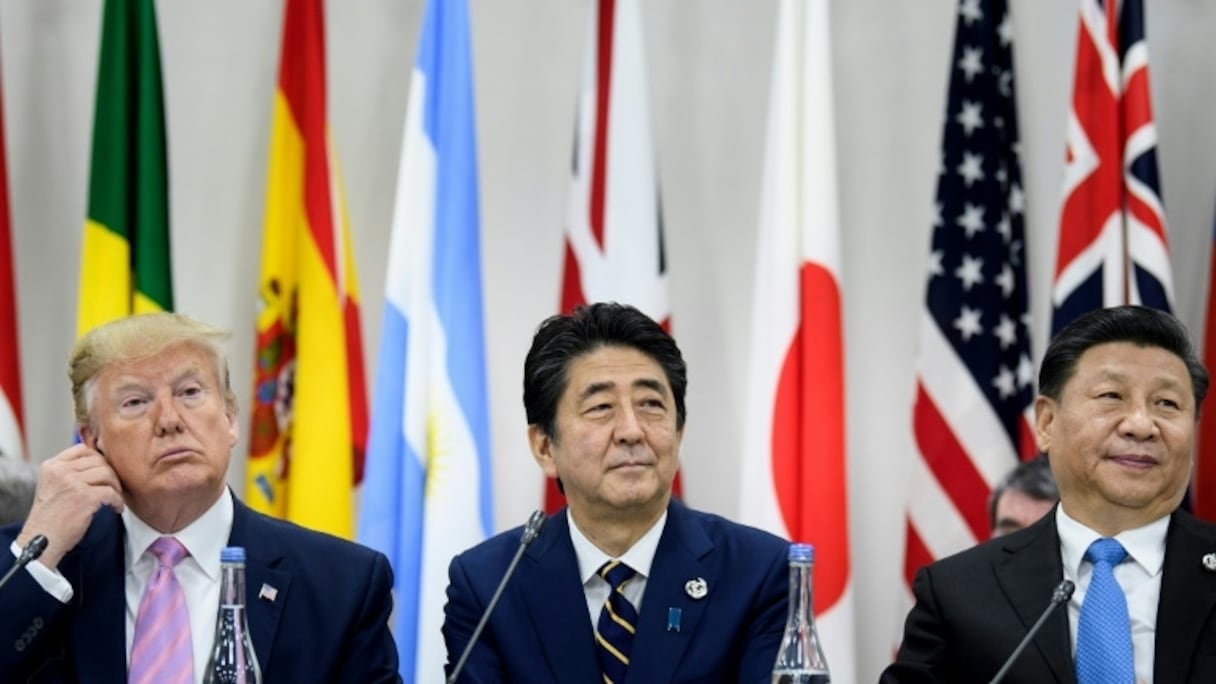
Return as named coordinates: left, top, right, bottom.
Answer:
left=356, top=0, right=493, bottom=681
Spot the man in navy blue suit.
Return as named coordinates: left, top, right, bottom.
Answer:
left=0, top=313, right=400, bottom=683
left=443, top=302, right=790, bottom=683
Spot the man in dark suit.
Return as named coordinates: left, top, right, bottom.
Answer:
left=443, top=303, right=790, bottom=683
left=0, top=313, right=400, bottom=683
left=883, top=305, right=1216, bottom=683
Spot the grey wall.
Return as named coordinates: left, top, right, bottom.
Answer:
left=7, top=1, right=1216, bottom=679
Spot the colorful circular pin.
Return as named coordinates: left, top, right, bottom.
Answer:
left=684, top=577, right=708, bottom=599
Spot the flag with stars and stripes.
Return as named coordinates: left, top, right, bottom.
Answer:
left=903, top=0, right=1037, bottom=597
left=1051, top=0, right=1172, bottom=335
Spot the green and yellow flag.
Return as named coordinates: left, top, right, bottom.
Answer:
left=245, top=0, right=368, bottom=538
left=77, top=0, right=172, bottom=337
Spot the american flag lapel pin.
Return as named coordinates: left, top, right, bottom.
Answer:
left=258, top=583, right=279, bottom=602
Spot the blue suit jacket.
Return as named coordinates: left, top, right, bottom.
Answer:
left=443, top=500, right=790, bottom=683
left=882, top=507, right=1216, bottom=683
left=0, top=496, right=401, bottom=683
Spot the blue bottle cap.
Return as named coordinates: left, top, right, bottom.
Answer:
left=789, top=543, right=815, bottom=563
left=220, top=546, right=246, bottom=563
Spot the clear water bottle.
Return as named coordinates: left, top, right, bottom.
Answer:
left=772, top=543, right=830, bottom=684
left=203, top=546, right=263, bottom=684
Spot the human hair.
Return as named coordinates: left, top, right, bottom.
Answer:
left=1038, top=305, right=1209, bottom=410
left=523, top=302, right=687, bottom=441
left=70, top=312, right=237, bottom=426
left=0, top=456, right=36, bottom=526
left=987, top=453, right=1058, bottom=531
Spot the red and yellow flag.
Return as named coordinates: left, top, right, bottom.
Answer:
left=246, top=0, right=368, bottom=538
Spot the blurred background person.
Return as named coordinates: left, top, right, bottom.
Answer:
left=988, top=454, right=1058, bottom=538
left=0, top=456, right=36, bottom=526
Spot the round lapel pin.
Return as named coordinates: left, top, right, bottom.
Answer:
left=684, top=577, right=708, bottom=600
left=1202, top=553, right=1216, bottom=572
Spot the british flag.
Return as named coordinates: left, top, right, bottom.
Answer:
left=545, top=0, right=678, bottom=514
left=1051, top=0, right=1172, bottom=335
left=904, top=0, right=1036, bottom=588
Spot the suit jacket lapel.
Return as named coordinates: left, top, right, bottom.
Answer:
left=992, top=510, right=1074, bottom=684
left=228, top=498, right=290, bottom=671
left=518, top=511, right=601, bottom=683
left=69, top=510, right=130, bottom=683
left=626, top=501, right=713, bottom=684
left=1154, top=510, right=1216, bottom=683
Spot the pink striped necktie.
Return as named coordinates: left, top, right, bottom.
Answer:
left=129, top=536, right=193, bottom=684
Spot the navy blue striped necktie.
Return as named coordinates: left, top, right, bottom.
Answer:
left=595, top=560, right=639, bottom=684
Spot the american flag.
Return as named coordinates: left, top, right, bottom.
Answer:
left=1051, top=0, right=1172, bottom=335
left=904, top=0, right=1036, bottom=587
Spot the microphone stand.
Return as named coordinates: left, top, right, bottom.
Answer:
left=989, top=579, right=1075, bottom=684
left=0, top=535, right=49, bottom=592
left=447, top=510, right=546, bottom=684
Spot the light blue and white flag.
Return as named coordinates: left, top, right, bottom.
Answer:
left=356, top=0, right=493, bottom=680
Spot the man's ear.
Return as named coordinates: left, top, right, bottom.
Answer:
left=528, top=425, right=559, bottom=480
left=1033, top=395, right=1055, bottom=454
left=78, top=424, right=99, bottom=452
left=226, top=408, right=239, bottom=448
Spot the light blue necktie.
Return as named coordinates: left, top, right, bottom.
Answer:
left=1075, top=538, right=1134, bottom=684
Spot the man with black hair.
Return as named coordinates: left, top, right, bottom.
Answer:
left=443, top=302, right=790, bottom=683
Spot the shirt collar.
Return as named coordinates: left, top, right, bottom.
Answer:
left=122, top=488, right=234, bottom=581
left=569, top=508, right=668, bottom=585
left=1056, top=503, right=1168, bottom=578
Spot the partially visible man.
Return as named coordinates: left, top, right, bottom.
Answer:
left=0, top=455, right=36, bottom=526
left=443, top=302, right=790, bottom=683
left=989, top=454, right=1058, bottom=538
left=884, top=305, right=1216, bottom=683
left=0, top=313, right=400, bottom=683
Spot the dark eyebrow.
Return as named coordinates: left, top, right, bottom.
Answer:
left=634, top=378, right=667, bottom=396
left=578, top=381, right=614, bottom=402
left=577, top=377, right=668, bottom=402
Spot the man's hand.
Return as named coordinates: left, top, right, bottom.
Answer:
left=15, top=444, right=124, bottom=569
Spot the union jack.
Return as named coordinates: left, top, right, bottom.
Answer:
left=1051, top=0, right=1172, bottom=335
left=546, top=0, right=679, bottom=514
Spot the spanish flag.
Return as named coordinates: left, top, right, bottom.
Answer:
left=246, top=0, right=368, bottom=538
left=77, top=0, right=173, bottom=337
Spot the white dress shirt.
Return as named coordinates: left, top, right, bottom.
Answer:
left=12, top=489, right=235, bottom=684
left=569, top=509, right=667, bottom=629
left=1057, top=504, right=1167, bottom=684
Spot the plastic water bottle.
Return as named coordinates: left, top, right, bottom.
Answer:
left=772, top=543, right=830, bottom=684
left=203, top=546, right=263, bottom=684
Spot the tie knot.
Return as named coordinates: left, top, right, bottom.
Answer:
left=598, top=560, right=636, bottom=590
left=148, top=537, right=189, bottom=568
left=1085, top=537, right=1127, bottom=566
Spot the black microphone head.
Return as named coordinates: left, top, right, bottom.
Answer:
left=21, top=534, right=48, bottom=562
left=1052, top=579, right=1075, bottom=603
left=521, top=509, right=546, bottom=545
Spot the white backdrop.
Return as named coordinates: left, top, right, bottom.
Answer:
left=7, top=1, right=1216, bottom=680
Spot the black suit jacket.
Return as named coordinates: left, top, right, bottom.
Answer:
left=442, top=500, right=790, bottom=683
left=0, top=495, right=402, bottom=683
left=882, top=507, right=1216, bottom=683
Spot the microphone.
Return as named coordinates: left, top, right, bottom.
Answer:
left=447, top=510, right=546, bottom=684
left=988, top=579, right=1075, bottom=684
left=0, top=534, right=49, bottom=593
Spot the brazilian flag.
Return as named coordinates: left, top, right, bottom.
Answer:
left=77, top=0, right=172, bottom=337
